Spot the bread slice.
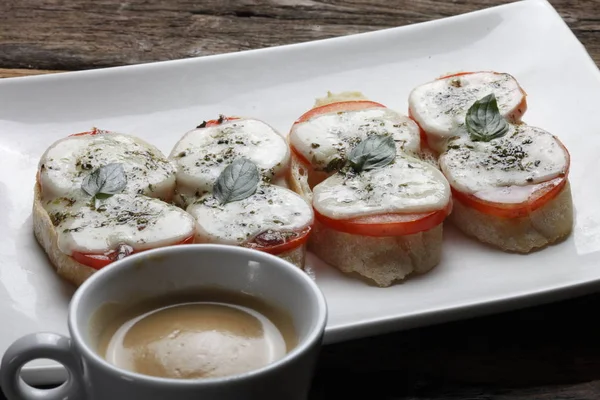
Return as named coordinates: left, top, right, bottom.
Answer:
left=309, top=219, right=443, bottom=287
left=286, top=91, right=369, bottom=204
left=275, top=244, right=307, bottom=270
left=32, top=183, right=96, bottom=287
left=287, top=91, right=449, bottom=285
left=289, top=150, right=448, bottom=285
left=34, top=183, right=197, bottom=287
left=449, top=181, right=573, bottom=252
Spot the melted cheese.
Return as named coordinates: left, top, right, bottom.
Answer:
left=312, top=156, right=450, bottom=219
left=408, top=72, right=525, bottom=152
left=169, top=119, right=290, bottom=207
left=187, top=184, right=313, bottom=246
left=289, top=107, right=420, bottom=171
left=39, top=131, right=176, bottom=202
left=45, top=194, right=195, bottom=255
left=438, top=125, right=568, bottom=204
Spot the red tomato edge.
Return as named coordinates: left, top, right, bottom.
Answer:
left=313, top=202, right=452, bottom=237
left=449, top=136, right=570, bottom=219
left=198, top=116, right=241, bottom=128
left=71, top=235, right=195, bottom=270
left=245, top=227, right=312, bottom=255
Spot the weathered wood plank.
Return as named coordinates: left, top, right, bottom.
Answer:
left=0, top=68, right=64, bottom=78
left=0, top=1, right=598, bottom=71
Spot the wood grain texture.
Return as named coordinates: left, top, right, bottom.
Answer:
left=311, top=292, right=600, bottom=399
left=1, top=1, right=600, bottom=399
left=0, top=0, right=599, bottom=72
left=0, top=68, right=63, bottom=78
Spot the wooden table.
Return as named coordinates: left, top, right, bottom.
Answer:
left=1, top=1, right=600, bottom=398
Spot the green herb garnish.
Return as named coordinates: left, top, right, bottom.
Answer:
left=82, top=163, right=127, bottom=202
left=213, top=158, right=260, bottom=205
left=347, top=135, right=395, bottom=173
left=465, top=93, right=509, bottom=142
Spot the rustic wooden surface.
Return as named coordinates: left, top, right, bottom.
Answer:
left=1, top=0, right=599, bottom=76
left=1, top=0, right=600, bottom=399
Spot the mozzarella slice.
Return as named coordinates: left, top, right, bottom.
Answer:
left=39, top=130, right=176, bottom=202
left=170, top=119, right=290, bottom=207
left=312, top=155, right=450, bottom=220
left=187, top=184, right=313, bottom=246
left=438, top=124, right=568, bottom=204
left=289, top=107, right=420, bottom=171
left=45, top=194, right=195, bottom=255
left=408, top=72, right=526, bottom=152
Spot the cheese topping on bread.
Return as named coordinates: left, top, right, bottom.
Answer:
left=439, top=125, right=568, bottom=204
left=45, top=194, right=195, bottom=255
left=408, top=72, right=526, bottom=152
left=39, top=130, right=175, bottom=202
left=187, top=184, right=313, bottom=246
left=170, top=119, right=290, bottom=207
left=312, top=155, right=450, bottom=219
left=290, top=107, right=420, bottom=171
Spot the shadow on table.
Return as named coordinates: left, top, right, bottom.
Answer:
left=4, top=292, right=600, bottom=399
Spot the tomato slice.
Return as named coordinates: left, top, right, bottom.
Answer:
left=69, top=127, right=104, bottom=137
left=452, top=176, right=567, bottom=219
left=450, top=135, right=569, bottom=218
left=197, top=116, right=240, bottom=128
left=294, top=100, right=386, bottom=124
left=290, top=100, right=387, bottom=167
left=313, top=202, right=452, bottom=237
left=245, top=227, right=311, bottom=255
left=71, top=235, right=195, bottom=270
left=437, top=71, right=483, bottom=80
left=436, top=71, right=528, bottom=119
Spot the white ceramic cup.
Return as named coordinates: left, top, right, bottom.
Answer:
left=0, top=244, right=328, bottom=400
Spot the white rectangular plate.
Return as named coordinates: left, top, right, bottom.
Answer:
left=2, top=0, right=600, bottom=385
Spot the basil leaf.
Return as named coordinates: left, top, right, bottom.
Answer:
left=465, top=93, right=509, bottom=142
left=213, top=158, right=260, bottom=205
left=348, top=135, right=396, bottom=173
left=82, top=163, right=127, bottom=198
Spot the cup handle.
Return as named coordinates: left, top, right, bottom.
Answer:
left=1, top=332, right=85, bottom=400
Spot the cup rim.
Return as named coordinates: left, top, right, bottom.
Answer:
left=68, top=244, right=328, bottom=385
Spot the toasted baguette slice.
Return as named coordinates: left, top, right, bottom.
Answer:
left=34, top=183, right=196, bottom=287
left=287, top=91, right=422, bottom=204
left=33, top=183, right=96, bottom=287
left=309, top=220, right=443, bottom=287
left=187, top=182, right=314, bottom=269
left=308, top=153, right=451, bottom=287
left=450, top=181, right=573, bottom=252
left=287, top=91, right=367, bottom=204
left=169, top=116, right=290, bottom=208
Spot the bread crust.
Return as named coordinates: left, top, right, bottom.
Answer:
left=449, top=180, right=573, bottom=252
left=275, top=243, right=307, bottom=270
left=309, top=220, right=443, bottom=287
left=32, top=183, right=96, bottom=287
